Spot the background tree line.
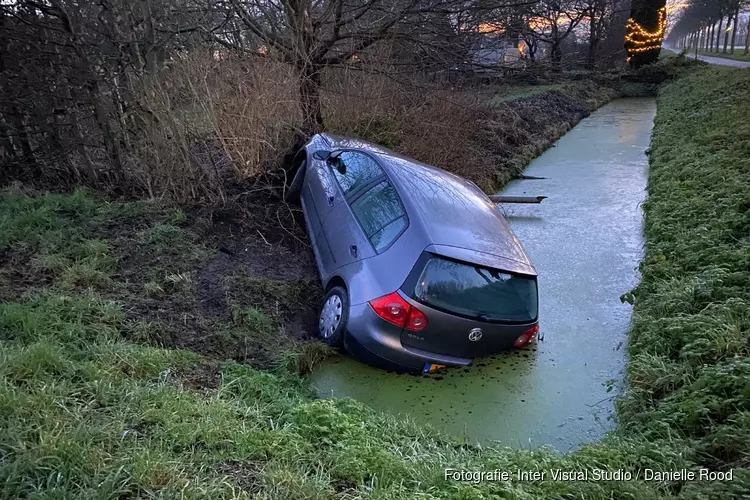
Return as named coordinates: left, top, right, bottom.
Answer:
left=667, top=0, right=749, bottom=55
left=1, top=0, right=638, bottom=202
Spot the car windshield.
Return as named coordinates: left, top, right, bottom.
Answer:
left=414, top=255, right=538, bottom=323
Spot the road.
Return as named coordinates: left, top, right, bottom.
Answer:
left=664, top=47, right=750, bottom=68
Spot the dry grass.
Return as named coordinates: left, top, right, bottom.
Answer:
left=122, top=53, right=301, bottom=202
left=107, top=54, right=486, bottom=203
left=3, top=50, right=617, bottom=203
left=324, top=67, right=487, bottom=177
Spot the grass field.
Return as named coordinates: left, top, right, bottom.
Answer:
left=694, top=49, right=750, bottom=62
left=487, top=84, right=568, bottom=105
left=0, top=190, right=683, bottom=499
left=618, top=64, right=750, bottom=473
left=1, top=65, right=749, bottom=498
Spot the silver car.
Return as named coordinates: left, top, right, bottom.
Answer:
left=285, top=133, right=539, bottom=372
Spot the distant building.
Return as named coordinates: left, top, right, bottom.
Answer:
left=462, top=35, right=529, bottom=75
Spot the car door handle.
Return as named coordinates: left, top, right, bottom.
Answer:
left=327, top=196, right=335, bottom=207
left=349, top=245, right=358, bottom=258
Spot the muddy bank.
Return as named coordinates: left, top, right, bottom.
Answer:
left=150, top=83, right=618, bottom=369
left=0, top=186, right=324, bottom=372
left=132, top=83, right=619, bottom=369
left=129, top=197, right=324, bottom=370
left=0, top=81, right=621, bottom=376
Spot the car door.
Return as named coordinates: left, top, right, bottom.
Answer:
left=322, top=153, right=408, bottom=273
left=303, top=155, right=340, bottom=239
left=301, top=155, right=342, bottom=272
left=313, top=151, right=384, bottom=274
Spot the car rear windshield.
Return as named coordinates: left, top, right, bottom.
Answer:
left=413, top=255, right=538, bottom=323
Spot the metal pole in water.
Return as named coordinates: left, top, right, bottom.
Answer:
left=489, top=195, right=547, bottom=204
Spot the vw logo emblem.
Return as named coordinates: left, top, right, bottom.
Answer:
left=468, top=328, right=483, bottom=342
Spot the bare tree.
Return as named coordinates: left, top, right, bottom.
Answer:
left=204, top=0, right=546, bottom=134
left=581, top=0, right=629, bottom=69
left=525, top=0, right=587, bottom=70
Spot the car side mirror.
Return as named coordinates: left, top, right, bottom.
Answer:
left=330, top=156, right=346, bottom=175
left=312, top=150, right=331, bottom=161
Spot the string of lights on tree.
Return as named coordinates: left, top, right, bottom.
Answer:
left=625, top=1, right=668, bottom=67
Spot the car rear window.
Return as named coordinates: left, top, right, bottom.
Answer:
left=413, top=255, right=538, bottom=323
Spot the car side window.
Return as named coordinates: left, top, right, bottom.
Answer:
left=350, top=180, right=407, bottom=252
left=330, top=151, right=383, bottom=197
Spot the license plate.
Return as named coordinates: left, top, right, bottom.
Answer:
left=423, top=363, right=446, bottom=373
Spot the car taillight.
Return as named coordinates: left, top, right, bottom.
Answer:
left=514, top=324, right=540, bottom=348
left=369, top=292, right=429, bottom=332
left=406, top=307, right=428, bottom=331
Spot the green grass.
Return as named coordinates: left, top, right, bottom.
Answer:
left=0, top=196, right=692, bottom=498
left=488, top=84, right=567, bottom=106
left=694, top=49, right=750, bottom=62
left=2, top=64, right=750, bottom=497
left=617, top=65, right=750, bottom=471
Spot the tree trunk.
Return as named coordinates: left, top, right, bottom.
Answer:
left=9, top=106, right=33, bottom=158
left=715, top=16, right=723, bottom=52
left=694, top=33, right=698, bottom=59
left=587, top=9, right=598, bottom=70
left=625, top=0, right=668, bottom=67
left=89, top=81, right=123, bottom=173
left=299, top=64, right=324, bottom=136
left=551, top=42, right=563, bottom=72
left=730, top=4, right=740, bottom=54
left=745, top=17, right=750, bottom=55
left=63, top=81, right=96, bottom=181
left=0, top=113, right=19, bottom=160
left=707, top=24, right=713, bottom=51
left=723, top=13, right=733, bottom=53
left=701, top=26, right=711, bottom=50
left=706, top=26, right=711, bottom=51
left=587, top=36, right=599, bottom=69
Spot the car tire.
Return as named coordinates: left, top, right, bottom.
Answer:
left=284, top=160, right=306, bottom=204
left=318, top=286, right=349, bottom=349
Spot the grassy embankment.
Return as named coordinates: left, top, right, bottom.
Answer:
left=694, top=49, right=750, bottom=62
left=618, top=65, right=750, bottom=473
left=2, top=64, right=748, bottom=497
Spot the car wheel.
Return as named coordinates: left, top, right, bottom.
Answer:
left=284, top=160, right=306, bottom=204
left=318, top=286, right=348, bottom=349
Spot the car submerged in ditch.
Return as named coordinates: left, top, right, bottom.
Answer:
left=285, top=133, right=539, bottom=373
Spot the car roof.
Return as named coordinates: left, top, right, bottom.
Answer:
left=318, top=133, right=537, bottom=276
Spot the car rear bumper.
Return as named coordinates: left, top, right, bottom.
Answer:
left=345, top=303, right=473, bottom=372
